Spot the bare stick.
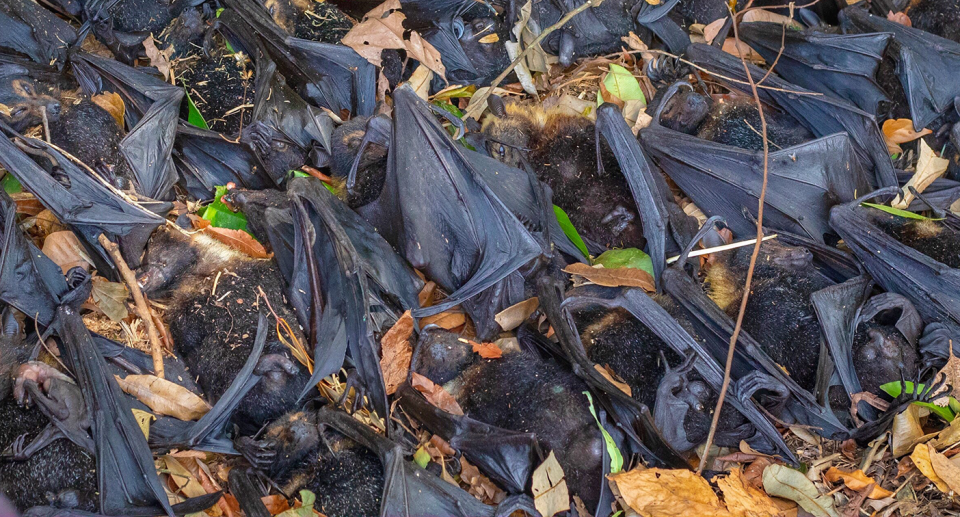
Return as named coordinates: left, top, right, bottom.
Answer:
left=464, top=0, right=606, bottom=120
left=696, top=0, right=775, bottom=476
left=97, top=233, right=165, bottom=378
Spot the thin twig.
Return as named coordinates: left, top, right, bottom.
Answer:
left=697, top=0, right=775, bottom=476
left=97, top=233, right=165, bottom=378
left=465, top=0, right=606, bottom=120
left=40, top=106, right=50, bottom=144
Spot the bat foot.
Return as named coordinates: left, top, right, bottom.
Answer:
left=338, top=370, right=366, bottom=414
left=236, top=436, right=278, bottom=471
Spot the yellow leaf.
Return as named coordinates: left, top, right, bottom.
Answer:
left=91, top=92, right=125, bottom=129
left=823, top=468, right=894, bottom=499
left=407, top=65, right=433, bottom=100
left=714, top=468, right=781, bottom=517
left=610, top=468, right=731, bottom=517
left=928, top=443, right=960, bottom=494
left=162, top=455, right=206, bottom=499
left=91, top=276, right=129, bottom=323
left=911, top=443, right=952, bottom=493
left=893, top=138, right=949, bottom=209
left=892, top=405, right=930, bottom=457
left=532, top=451, right=570, bottom=517
left=131, top=408, right=154, bottom=440
left=477, top=33, right=499, bottom=44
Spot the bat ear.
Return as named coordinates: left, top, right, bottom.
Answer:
left=489, top=94, right=507, bottom=117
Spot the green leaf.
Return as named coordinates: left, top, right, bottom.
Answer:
left=413, top=447, right=431, bottom=469
left=432, top=85, right=476, bottom=101
left=861, top=202, right=943, bottom=221
left=594, top=248, right=654, bottom=277
left=291, top=170, right=310, bottom=178
left=891, top=153, right=900, bottom=160
left=553, top=205, right=589, bottom=259
left=879, top=381, right=956, bottom=422
left=183, top=88, right=209, bottom=130
left=583, top=391, right=623, bottom=474
left=1, top=173, right=22, bottom=194
left=277, top=490, right=316, bottom=517
left=601, top=64, right=646, bottom=105
left=202, top=185, right=248, bottom=232
left=431, top=101, right=475, bottom=150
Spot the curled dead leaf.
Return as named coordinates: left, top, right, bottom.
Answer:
left=143, top=36, right=173, bottom=82
left=190, top=216, right=271, bottom=258
left=495, top=297, right=539, bottom=331
left=91, top=276, right=129, bottom=323
left=563, top=262, right=655, bottom=291
left=380, top=310, right=414, bottom=395
left=762, top=464, right=840, bottom=517
left=115, top=374, right=211, bottom=421
left=703, top=17, right=727, bottom=45
left=893, top=138, right=949, bottom=209
left=42, top=230, right=93, bottom=273
left=887, top=10, right=911, bottom=26
left=411, top=372, right=463, bottom=415
left=91, top=92, right=125, bottom=128
left=911, top=443, right=951, bottom=493
left=532, top=451, right=569, bottom=517
left=341, top=0, right=445, bottom=77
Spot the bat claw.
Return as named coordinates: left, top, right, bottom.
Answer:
left=338, top=371, right=366, bottom=414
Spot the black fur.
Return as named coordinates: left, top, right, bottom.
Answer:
left=696, top=98, right=814, bottom=151
left=176, top=46, right=256, bottom=137
left=869, top=212, right=960, bottom=268
left=411, top=327, right=474, bottom=386
left=49, top=99, right=132, bottom=189
left=265, top=0, right=353, bottom=42
left=139, top=228, right=309, bottom=435
left=329, top=116, right=387, bottom=208
left=908, top=0, right=960, bottom=43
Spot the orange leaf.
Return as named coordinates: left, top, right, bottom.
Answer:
left=563, top=262, right=655, bottom=291
left=887, top=10, right=911, bottom=27
left=380, top=310, right=414, bottom=395
left=824, top=467, right=893, bottom=499
left=11, top=193, right=43, bottom=216
left=261, top=495, right=291, bottom=515
left=420, top=310, right=466, bottom=330
left=411, top=372, right=463, bottom=415
left=203, top=226, right=270, bottom=258
left=470, top=340, right=502, bottom=359
left=882, top=118, right=931, bottom=156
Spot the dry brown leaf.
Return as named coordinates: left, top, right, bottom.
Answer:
left=470, top=340, right=502, bottom=359
left=762, top=464, right=839, bottom=517
left=163, top=455, right=210, bottom=507
left=595, top=364, right=632, bottom=397
left=91, top=92, right=125, bottom=129
left=191, top=217, right=271, bottom=258
left=703, top=17, right=727, bottom=45
left=741, top=9, right=804, bottom=28
left=928, top=444, right=960, bottom=493
left=461, top=458, right=505, bottom=505
left=611, top=468, right=729, bottom=516
left=715, top=468, right=781, bottom=517
left=35, top=209, right=64, bottom=236
left=887, top=10, right=911, bottom=26
left=495, top=297, right=539, bottom=331
left=532, top=451, right=570, bottom=517
left=911, top=443, right=951, bottom=493
left=91, top=276, right=129, bottom=323
left=722, top=38, right=764, bottom=63
left=380, top=310, right=414, bottom=395
left=894, top=139, right=949, bottom=209
left=931, top=414, right=960, bottom=450
left=824, top=468, right=894, bottom=499
left=411, top=372, right=463, bottom=415
left=418, top=280, right=437, bottom=307
left=882, top=118, right=931, bottom=148
left=42, top=230, right=93, bottom=273
left=261, top=495, right=291, bottom=515
left=420, top=310, right=466, bottom=330
left=341, top=0, right=445, bottom=77
left=892, top=405, right=931, bottom=457
left=143, top=36, right=173, bottom=82
left=115, top=374, right=211, bottom=421
left=563, top=262, right=655, bottom=290
left=11, top=193, right=44, bottom=216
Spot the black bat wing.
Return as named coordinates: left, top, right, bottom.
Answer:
left=561, top=285, right=797, bottom=463
left=396, top=384, right=538, bottom=495
left=840, top=6, right=960, bottom=130
left=739, top=22, right=890, bottom=116
left=596, top=103, right=698, bottom=287
left=173, top=124, right=274, bottom=200
left=0, top=0, right=76, bottom=67
left=315, top=406, right=533, bottom=517
left=150, top=313, right=270, bottom=454
left=686, top=42, right=898, bottom=189
left=0, top=190, right=68, bottom=326
left=53, top=274, right=218, bottom=517
left=70, top=52, right=183, bottom=200
left=0, top=127, right=167, bottom=279
left=829, top=190, right=960, bottom=362
left=360, top=84, right=541, bottom=318
left=640, top=123, right=868, bottom=243
left=810, top=276, right=876, bottom=421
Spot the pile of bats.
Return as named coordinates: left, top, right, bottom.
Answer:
left=0, top=0, right=959, bottom=515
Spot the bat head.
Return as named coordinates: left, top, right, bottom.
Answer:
left=659, top=89, right=710, bottom=135
left=137, top=227, right=201, bottom=295
left=0, top=66, right=61, bottom=133
left=411, top=326, right=475, bottom=386
left=854, top=323, right=918, bottom=395
left=453, top=16, right=510, bottom=83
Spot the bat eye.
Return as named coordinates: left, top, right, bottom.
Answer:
left=9, top=107, right=26, bottom=118
left=453, top=18, right=465, bottom=39
left=497, top=145, right=505, bottom=157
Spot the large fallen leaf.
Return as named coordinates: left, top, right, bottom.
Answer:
left=927, top=443, right=960, bottom=494
left=703, top=17, right=727, bottom=45
left=741, top=9, right=804, bottom=28
left=824, top=468, right=893, bottom=499
left=722, top=38, right=764, bottom=63
left=892, top=404, right=930, bottom=457
left=42, top=230, right=93, bottom=273
left=411, top=372, right=463, bottom=415
left=610, top=468, right=730, bottom=516
left=143, top=36, right=173, bottom=82
left=882, top=118, right=931, bottom=152
left=911, top=443, right=951, bottom=493
left=35, top=209, right=64, bottom=236
left=563, top=262, right=655, bottom=290
left=380, top=310, right=414, bottom=395
left=893, top=139, right=949, bottom=209
left=762, top=464, right=840, bottom=517
left=91, top=276, right=128, bottom=323
left=715, top=468, right=781, bottom=517
left=532, top=451, right=570, bottom=517
left=600, top=64, right=645, bottom=105
left=495, top=297, right=539, bottom=331
left=163, top=455, right=207, bottom=500
left=115, top=374, right=211, bottom=421
left=91, top=92, right=125, bottom=128
left=341, top=0, right=445, bottom=77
